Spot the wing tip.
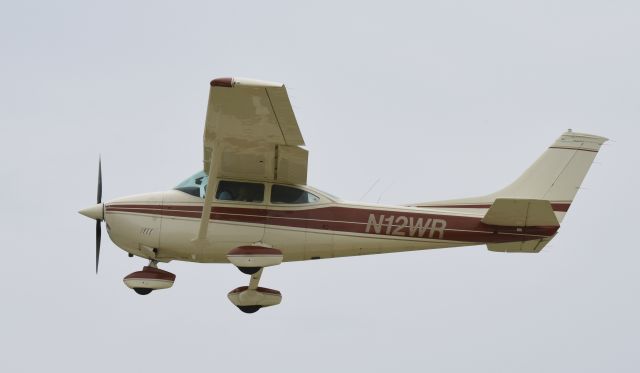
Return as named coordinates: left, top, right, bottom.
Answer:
left=210, top=77, right=234, bottom=87
left=210, top=77, right=285, bottom=88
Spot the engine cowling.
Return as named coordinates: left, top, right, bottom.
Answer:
left=123, top=266, right=176, bottom=291
left=226, top=246, right=283, bottom=271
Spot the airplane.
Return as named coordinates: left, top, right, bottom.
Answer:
left=79, top=77, right=607, bottom=313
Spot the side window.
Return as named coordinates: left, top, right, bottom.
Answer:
left=215, top=181, right=264, bottom=202
left=271, top=185, right=320, bottom=204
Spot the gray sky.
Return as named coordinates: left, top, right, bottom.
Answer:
left=1, top=1, right=638, bottom=372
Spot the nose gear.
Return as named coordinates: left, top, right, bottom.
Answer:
left=123, top=260, right=176, bottom=295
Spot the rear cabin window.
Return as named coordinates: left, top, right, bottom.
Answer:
left=216, top=181, right=264, bottom=203
left=271, top=185, right=320, bottom=204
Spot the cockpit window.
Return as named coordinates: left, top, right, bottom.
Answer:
left=174, top=170, right=207, bottom=198
left=216, top=180, right=264, bottom=203
left=271, top=185, right=320, bottom=204
left=174, top=173, right=325, bottom=204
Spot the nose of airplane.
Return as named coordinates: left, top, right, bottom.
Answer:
left=79, top=203, right=104, bottom=220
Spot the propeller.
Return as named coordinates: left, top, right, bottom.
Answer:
left=96, top=157, right=102, bottom=273
left=79, top=158, right=106, bottom=273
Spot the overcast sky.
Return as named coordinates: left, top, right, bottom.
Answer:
left=1, top=1, right=639, bottom=372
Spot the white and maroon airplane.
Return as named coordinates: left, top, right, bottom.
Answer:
left=79, top=77, right=607, bottom=313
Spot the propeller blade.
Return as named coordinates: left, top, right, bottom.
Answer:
left=97, top=157, right=102, bottom=204
left=96, top=157, right=102, bottom=273
left=96, top=219, right=101, bottom=273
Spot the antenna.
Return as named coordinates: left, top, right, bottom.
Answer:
left=377, top=181, right=395, bottom=204
left=359, top=178, right=380, bottom=201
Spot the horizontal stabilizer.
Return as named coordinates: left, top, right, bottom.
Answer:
left=487, top=237, right=553, bottom=253
left=481, top=198, right=559, bottom=227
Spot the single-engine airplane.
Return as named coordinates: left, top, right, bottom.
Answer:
left=79, top=77, right=607, bottom=313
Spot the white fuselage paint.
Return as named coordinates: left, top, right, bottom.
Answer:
left=104, top=190, right=480, bottom=264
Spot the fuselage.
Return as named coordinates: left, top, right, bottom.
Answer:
left=103, top=185, right=560, bottom=264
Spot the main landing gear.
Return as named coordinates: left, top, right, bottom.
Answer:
left=227, top=269, right=282, bottom=313
left=226, top=245, right=284, bottom=313
left=123, top=260, right=176, bottom=295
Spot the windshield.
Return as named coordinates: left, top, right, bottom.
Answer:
left=174, top=170, right=207, bottom=198
left=306, top=185, right=341, bottom=202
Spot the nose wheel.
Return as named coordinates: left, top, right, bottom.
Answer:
left=123, top=260, right=176, bottom=295
left=133, top=287, right=153, bottom=295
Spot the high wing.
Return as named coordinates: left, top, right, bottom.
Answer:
left=194, top=77, right=308, bottom=245
left=203, top=77, right=308, bottom=185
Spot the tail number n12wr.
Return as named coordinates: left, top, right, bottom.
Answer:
left=365, top=214, right=447, bottom=239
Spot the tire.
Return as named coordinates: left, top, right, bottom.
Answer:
left=133, top=287, right=153, bottom=295
left=237, top=305, right=262, bottom=314
left=238, top=266, right=261, bottom=275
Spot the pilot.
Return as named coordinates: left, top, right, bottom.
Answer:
left=217, top=186, right=233, bottom=200
left=236, top=186, right=252, bottom=202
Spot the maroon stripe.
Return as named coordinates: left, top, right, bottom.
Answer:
left=124, top=266, right=176, bottom=281
left=108, top=206, right=268, bottom=225
left=106, top=204, right=558, bottom=243
left=229, top=286, right=281, bottom=295
left=112, top=204, right=269, bottom=215
left=211, top=77, right=233, bottom=87
left=228, top=246, right=282, bottom=256
left=551, top=203, right=571, bottom=212
left=417, top=202, right=571, bottom=212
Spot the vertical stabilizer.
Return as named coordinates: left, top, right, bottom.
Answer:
left=414, top=131, right=607, bottom=223
left=487, top=131, right=607, bottom=204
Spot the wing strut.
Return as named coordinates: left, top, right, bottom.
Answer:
left=193, top=148, right=217, bottom=247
